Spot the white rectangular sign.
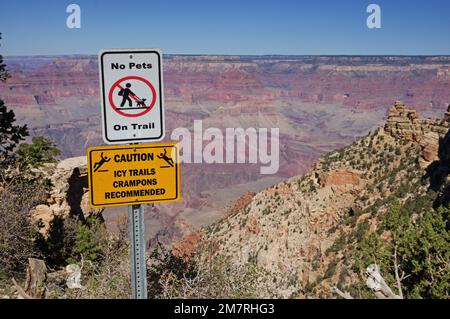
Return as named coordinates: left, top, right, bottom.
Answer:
left=99, top=49, right=165, bottom=144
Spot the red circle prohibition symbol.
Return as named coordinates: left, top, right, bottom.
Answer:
left=108, top=76, right=157, bottom=118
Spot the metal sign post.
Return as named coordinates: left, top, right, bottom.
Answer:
left=128, top=204, right=147, bottom=299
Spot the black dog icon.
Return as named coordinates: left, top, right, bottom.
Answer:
left=136, top=98, right=147, bottom=107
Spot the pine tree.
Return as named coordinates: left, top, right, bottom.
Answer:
left=0, top=33, right=28, bottom=166
left=16, top=136, right=60, bottom=168
left=355, top=202, right=449, bottom=299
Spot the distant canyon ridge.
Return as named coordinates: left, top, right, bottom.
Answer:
left=1, top=55, right=450, bottom=245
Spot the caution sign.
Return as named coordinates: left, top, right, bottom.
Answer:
left=87, top=143, right=180, bottom=208
left=99, top=49, right=164, bottom=144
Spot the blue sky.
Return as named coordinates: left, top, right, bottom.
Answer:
left=0, top=0, right=450, bottom=56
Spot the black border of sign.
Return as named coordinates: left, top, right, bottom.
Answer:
left=100, top=50, right=164, bottom=143
left=89, top=145, right=179, bottom=207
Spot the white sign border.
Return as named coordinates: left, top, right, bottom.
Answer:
left=99, top=49, right=165, bottom=144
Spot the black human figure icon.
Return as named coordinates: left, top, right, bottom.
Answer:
left=93, top=152, right=111, bottom=172
left=119, top=83, right=136, bottom=107
left=157, top=149, right=174, bottom=167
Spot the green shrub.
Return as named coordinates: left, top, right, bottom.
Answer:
left=71, top=215, right=103, bottom=263
left=16, top=136, right=60, bottom=168
left=324, top=261, right=338, bottom=279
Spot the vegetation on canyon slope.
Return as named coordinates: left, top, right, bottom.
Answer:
left=319, top=130, right=449, bottom=299
left=194, top=122, right=449, bottom=299
left=0, top=48, right=106, bottom=290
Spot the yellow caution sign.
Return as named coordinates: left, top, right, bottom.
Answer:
left=87, top=143, right=180, bottom=208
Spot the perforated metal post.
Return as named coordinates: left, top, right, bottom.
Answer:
left=129, top=204, right=148, bottom=299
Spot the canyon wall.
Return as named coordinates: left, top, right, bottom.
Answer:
left=2, top=55, right=450, bottom=246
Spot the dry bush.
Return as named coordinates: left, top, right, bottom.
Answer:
left=0, top=172, right=48, bottom=277
left=149, top=241, right=281, bottom=299
left=156, top=254, right=279, bottom=299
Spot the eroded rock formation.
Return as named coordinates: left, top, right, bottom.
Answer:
left=385, top=101, right=450, bottom=166
left=31, top=156, right=101, bottom=234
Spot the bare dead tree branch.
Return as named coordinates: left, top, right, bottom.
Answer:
left=366, top=264, right=402, bottom=299
left=330, top=286, right=354, bottom=299
left=11, top=277, right=32, bottom=299
left=331, top=264, right=404, bottom=299
left=393, top=246, right=404, bottom=299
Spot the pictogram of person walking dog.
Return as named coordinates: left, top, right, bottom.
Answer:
left=118, top=82, right=148, bottom=108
